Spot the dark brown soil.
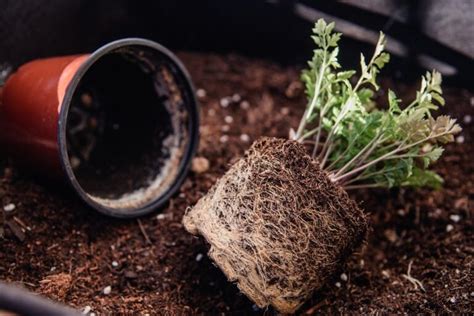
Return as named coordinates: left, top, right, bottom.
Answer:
left=1, top=52, right=473, bottom=315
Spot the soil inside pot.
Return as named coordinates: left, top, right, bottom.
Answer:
left=0, top=52, right=472, bottom=314
left=65, top=48, right=190, bottom=211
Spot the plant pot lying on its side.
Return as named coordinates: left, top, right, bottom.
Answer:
left=183, top=137, right=368, bottom=313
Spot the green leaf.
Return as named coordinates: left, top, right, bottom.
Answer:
left=360, top=54, right=368, bottom=75
left=402, top=169, right=444, bottom=189
left=425, top=146, right=444, bottom=162
left=358, top=88, right=375, bottom=106
left=374, top=52, right=390, bottom=69
left=337, top=70, right=356, bottom=81
left=293, top=19, right=462, bottom=193
left=388, top=90, right=401, bottom=113
left=431, top=92, right=445, bottom=106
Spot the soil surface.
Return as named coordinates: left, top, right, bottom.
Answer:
left=1, top=52, right=473, bottom=315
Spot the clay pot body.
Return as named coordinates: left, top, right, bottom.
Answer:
left=1, top=55, right=88, bottom=177
left=0, top=39, right=199, bottom=217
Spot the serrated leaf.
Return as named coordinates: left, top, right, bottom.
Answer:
left=328, top=32, right=341, bottom=47
left=294, top=19, right=461, bottom=193
left=402, top=168, right=443, bottom=189
left=425, top=146, right=444, bottom=162
left=374, top=52, right=390, bottom=69
left=388, top=90, right=401, bottom=113
left=337, top=70, right=356, bottom=81
left=431, top=92, right=445, bottom=106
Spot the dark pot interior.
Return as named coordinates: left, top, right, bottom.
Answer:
left=62, top=42, right=197, bottom=215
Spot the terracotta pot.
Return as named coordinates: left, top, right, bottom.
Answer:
left=0, top=38, right=199, bottom=217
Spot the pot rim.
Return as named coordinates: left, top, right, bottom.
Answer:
left=57, top=38, right=199, bottom=218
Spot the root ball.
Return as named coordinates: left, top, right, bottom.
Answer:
left=183, top=137, right=368, bottom=313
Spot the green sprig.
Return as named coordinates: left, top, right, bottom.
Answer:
left=291, top=19, right=462, bottom=190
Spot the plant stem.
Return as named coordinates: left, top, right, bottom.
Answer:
left=320, top=141, right=334, bottom=168
left=332, top=132, right=381, bottom=178
left=324, top=119, right=374, bottom=171
left=295, top=56, right=326, bottom=140
left=333, top=129, right=453, bottom=183
left=318, top=95, right=355, bottom=160
left=341, top=164, right=405, bottom=186
left=312, top=104, right=326, bottom=157
left=343, top=183, right=385, bottom=190
left=299, top=127, right=321, bottom=142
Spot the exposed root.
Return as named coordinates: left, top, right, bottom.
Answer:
left=183, top=137, right=368, bottom=313
left=402, top=260, right=426, bottom=292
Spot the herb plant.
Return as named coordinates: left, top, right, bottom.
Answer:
left=291, top=19, right=462, bottom=190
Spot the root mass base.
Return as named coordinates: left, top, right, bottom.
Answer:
left=183, top=137, right=368, bottom=313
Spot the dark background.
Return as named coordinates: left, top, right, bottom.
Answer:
left=0, top=0, right=472, bottom=87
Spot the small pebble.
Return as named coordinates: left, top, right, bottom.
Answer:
left=335, top=282, right=341, bottom=288
left=449, top=296, right=456, bottom=303
left=456, top=135, right=464, bottom=144
left=220, top=135, right=229, bottom=143
left=3, top=167, right=13, bottom=179
left=191, top=157, right=210, bottom=174
left=196, top=88, right=207, bottom=98
left=82, top=306, right=91, bottom=315
left=224, top=115, right=234, bottom=124
left=455, top=269, right=460, bottom=274
left=231, top=93, right=241, bottom=102
left=124, top=271, right=138, bottom=279
left=90, top=313, right=96, bottom=316
left=280, top=107, right=290, bottom=115
left=449, top=214, right=461, bottom=223
left=50, top=267, right=56, bottom=272
left=340, top=273, right=348, bottom=282
left=81, top=93, right=93, bottom=107
left=70, top=156, right=81, bottom=169
left=3, top=203, right=15, bottom=212
left=156, top=214, right=167, bottom=220
left=446, top=224, right=454, bottom=232
left=220, top=98, right=230, bottom=108
left=221, top=125, right=230, bottom=132
left=195, top=253, right=204, bottom=262
left=112, top=261, right=119, bottom=267
left=208, top=108, right=216, bottom=116
left=240, top=134, right=250, bottom=143
left=103, top=286, right=112, bottom=295
left=464, top=115, right=472, bottom=124
left=240, top=100, right=250, bottom=110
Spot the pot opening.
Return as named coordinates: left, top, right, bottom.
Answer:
left=65, top=45, right=190, bottom=212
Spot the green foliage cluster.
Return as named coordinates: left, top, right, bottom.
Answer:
left=292, top=19, right=462, bottom=189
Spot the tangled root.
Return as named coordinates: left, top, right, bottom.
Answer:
left=183, top=137, right=368, bottom=313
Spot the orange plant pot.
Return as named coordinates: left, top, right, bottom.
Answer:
left=0, top=39, right=199, bottom=218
